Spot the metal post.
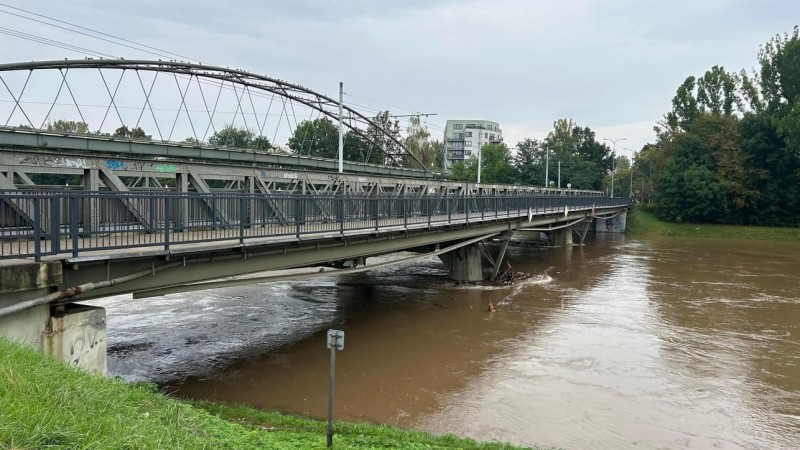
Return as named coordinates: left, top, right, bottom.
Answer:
left=611, top=154, right=615, bottom=198
left=603, top=138, right=626, bottom=198
left=163, top=196, right=171, bottom=252
left=545, top=146, right=549, bottom=187
left=49, top=196, right=60, bottom=254
left=33, top=196, right=41, bottom=262
left=70, top=196, right=79, bottom=257
left=477, top=145, right=482, bottom=184
left=558, top=161, right=561, bottom=189
left=338, top=82, right=344, bottom=174
left=327, top=337, right=336, bottom=447
left=326, top=329, right=344, bottom=448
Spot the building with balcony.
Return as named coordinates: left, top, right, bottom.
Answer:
left=443, top=119, right=503, bottom=172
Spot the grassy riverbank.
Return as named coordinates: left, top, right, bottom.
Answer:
left=0, top=337, right=532, bottom=450
left=626, top=207, right=800, bottom=241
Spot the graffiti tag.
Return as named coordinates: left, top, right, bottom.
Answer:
left=105, top=159, right=125, bottom=170
left=20, top=155, right=87, bottom=169
left=155, top=164, right=179, bottom=173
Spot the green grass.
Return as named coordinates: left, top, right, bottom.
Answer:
left=0, top=337, right=534, bottom=449
left=625, top=207, right=800, bottom=241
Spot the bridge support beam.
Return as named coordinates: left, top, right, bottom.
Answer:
left=546, top=227, right=573, bottom=247
left=0, top=262, right=107, bottom=374
left=439, top=244, right=483, bottom=282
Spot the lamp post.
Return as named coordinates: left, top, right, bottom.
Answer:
left=623, top=148, right=636, bottom=199
left=603, top=138, right=626, bottom=197
left=477, top=145, right=482, bottom=184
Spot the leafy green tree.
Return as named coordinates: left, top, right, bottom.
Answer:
left=287, top=118, right=338, bottom=158
left=513, top=138, right=545, bottom=185
left=343, top=130, right=383, bottom=165
left=47, top=120, right=90, bottom=134
left=449, top=160, right=476, bottom=182
left=113, top=125, right=150, bottom=139
left=366, top=111, right=403, bottom=165
left=209, top=125, right=271, bottom=151
left=479, top=143, right=516, bottom=183
left=403, top=116, right=443, bottom=171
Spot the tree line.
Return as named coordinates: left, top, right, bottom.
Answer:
left=639, top=26, right=800, bottom=226
left=34, top=111, right=446, bottom=171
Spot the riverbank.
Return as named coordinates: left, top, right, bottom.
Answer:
left=0, top=337, right=532, bottom=449
left=626, top=207, right=800, bottom=241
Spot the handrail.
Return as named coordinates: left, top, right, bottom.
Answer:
left=0, top=190, right=631, bottom=261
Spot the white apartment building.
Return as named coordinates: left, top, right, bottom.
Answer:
left=443, top=119, right=503, bottom=172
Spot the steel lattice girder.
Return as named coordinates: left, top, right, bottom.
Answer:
left=0, top=59, right=427, bottom=170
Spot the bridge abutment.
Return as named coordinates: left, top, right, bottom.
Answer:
left=595, top=211, right=628, bottom=233
left=0, top=262, right=107, bottom=374
left=439, top=244, right=483, bottom=282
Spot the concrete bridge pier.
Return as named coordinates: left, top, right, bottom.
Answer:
left=545, top=227, right=574, bottom=247
left=439, top=244, right=483, bottom=282
left=0, top=263, right=107, bottom=373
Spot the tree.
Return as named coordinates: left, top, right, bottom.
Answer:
left=513, top=138, right=545, bottom=185
left=478, top=143, right=516, bottom=183
left=208, top=125, right=271, bottom=151
left=287, top=118, right=338, bottom=158
left=343, top=130, right=383, bottom=165
left=403, top=116, right=443, bottom=171
left=366, top=111, right=402, bottom=165
left=113, top=125, right=150, bottom=139
left=47, top=120, right=90, bottom=134
left=449, top=160, right=476, bottom=182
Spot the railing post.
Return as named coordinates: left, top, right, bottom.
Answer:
left=50, top=196, right=61, bottom=255
left=339, top=193, right=345, bottom=235
left=427, top=194, right=431, bottom=227
left=70, top=195, right=79, bottom=257
left=375, top=197, right=380, bottom=231
left=447, top=194, right=451, bottom=223
left=164, top=196, right=171, bottom=253
left=295, top=196, right=302, bottom=238
left=403, top=195, right=408, bottom=229
left=465, top=194, right=469, bottom=224
left=33, top=196, right=41, bottom=262
left=239, top=195, right=246, bottom=244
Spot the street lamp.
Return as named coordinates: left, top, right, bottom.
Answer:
left=623, top=148, right=636, bottom=199
left=603, top=137, right=626, bottom=197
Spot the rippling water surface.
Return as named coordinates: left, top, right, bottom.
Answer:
left=94, top=235, right=800, bottom=449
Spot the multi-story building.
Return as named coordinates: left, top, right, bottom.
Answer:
left=443, top=119, right=503, bottom=172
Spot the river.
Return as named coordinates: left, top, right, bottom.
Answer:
left=93, top=235, right=800, bottom=449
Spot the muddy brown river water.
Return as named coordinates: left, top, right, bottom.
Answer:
left=95, top=235, right=800, bottom=449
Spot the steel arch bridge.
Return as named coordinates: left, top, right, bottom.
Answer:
left=0, top=59, right=426, bottom=170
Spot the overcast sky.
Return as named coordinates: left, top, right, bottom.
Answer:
left=1, top=0, right=798, bottom=155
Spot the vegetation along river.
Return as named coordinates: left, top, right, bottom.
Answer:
left=93, top=234, right=800, bottom=449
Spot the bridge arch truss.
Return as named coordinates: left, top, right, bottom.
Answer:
left=0, top=59, right=426, bottom=170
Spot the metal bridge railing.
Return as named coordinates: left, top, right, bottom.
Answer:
left=0, top=190, right=631, bottom=261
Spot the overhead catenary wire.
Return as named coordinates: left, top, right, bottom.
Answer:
left=0, top=9, right=431, bottom=169
left=0, top=3, right=204, bottom=63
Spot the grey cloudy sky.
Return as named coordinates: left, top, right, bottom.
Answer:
left=1, top=0, right=798, bottom=155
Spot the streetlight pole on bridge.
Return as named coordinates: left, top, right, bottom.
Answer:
left=623, top=148, right=636, bottom=199
left=338, top=82, right=344, bottom=174
left=603, top=137, right=626, bottom=197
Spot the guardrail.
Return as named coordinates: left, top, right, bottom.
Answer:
left=1, top=190, right=630, bottom=261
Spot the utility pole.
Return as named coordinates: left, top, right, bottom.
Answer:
left=624, top=148, right=635, bottom=199
left=338, top=82, right=344, bottom=174
left=545, top=147, right=549, bottom=188
left=477, top=145, right=482, bottom=184
left=603, top=138, right=626, bottom=197
left=558, top=161, right=561, bottom=189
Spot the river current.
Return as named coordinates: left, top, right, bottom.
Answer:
left=92, top=235, right=800, bottom=449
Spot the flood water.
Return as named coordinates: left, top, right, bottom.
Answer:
left=95, top=235, right=800, bottom=449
